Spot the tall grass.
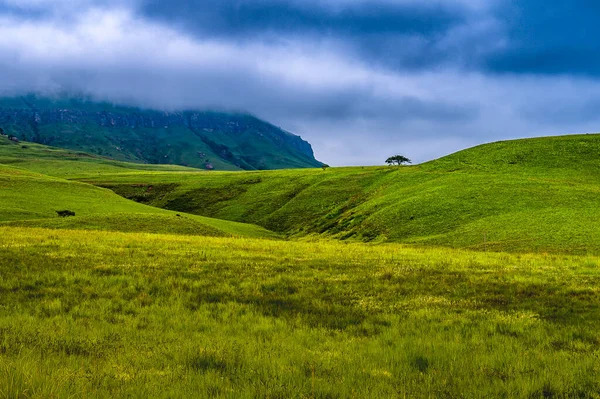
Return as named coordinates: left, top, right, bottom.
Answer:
left=1, top=227, right=599, bottom=397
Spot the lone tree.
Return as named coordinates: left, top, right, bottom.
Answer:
left=386, top=155, right=411, bottom=166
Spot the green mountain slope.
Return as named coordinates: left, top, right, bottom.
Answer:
left=0, top=94, right=322, bottom=171
left=0, top=147, right=277, bottom=239
left=76, top=134, right=600, bottom=254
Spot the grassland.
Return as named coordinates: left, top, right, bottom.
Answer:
left=1, top=226, right=599, bottom=398
left=74, top=134, right=600, bottom=255
left=1, top=133, right=600, bottom=397
left=0, top=145, right=276, bottom=239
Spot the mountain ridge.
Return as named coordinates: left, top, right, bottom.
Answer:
left=0, top=94, right=322, bottom=171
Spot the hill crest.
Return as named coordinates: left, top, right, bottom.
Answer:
left=79, top=133, right=600, bottom=254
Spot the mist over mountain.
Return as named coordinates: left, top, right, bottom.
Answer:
left=0, top=95, right=322, bottom=170
left=3, top=0, right=600, bottom=165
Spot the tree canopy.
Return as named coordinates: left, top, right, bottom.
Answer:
left=386, top=155, right=411, bottom=165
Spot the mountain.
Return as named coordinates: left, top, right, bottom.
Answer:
left=0, top=95, right=322, bottom=170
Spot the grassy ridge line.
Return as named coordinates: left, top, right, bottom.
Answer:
left=83, top=134, right=600, bottom=254
left=0, top=163, right=277, bottom=238
left=1, top=226, right=599, bottom=397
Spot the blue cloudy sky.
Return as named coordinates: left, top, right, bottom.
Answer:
left=0, top=0, right=599, bottom=165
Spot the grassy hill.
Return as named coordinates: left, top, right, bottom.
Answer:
left=1, top=132, right=598, bottom=253
left=0, top=144, right=277, bottom=238
left=0, top=94, right=323, bottom=171
left=1, top=135, right=600, bottom=397
left=74, top=133, right=600, bottom=254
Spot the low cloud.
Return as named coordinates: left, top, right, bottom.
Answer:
left=0, top=1, right=599, bottom=165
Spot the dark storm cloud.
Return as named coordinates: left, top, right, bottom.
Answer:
left=141, top=0, right=463, bottom=38
left=1, top=0, right=600, bottom=165
left=137, top=0, right=600, bottom=76
left=485, top=0, right=600, bottom=76
left=139, top=0, right=485, bottom=71
left=0, top=50, right=474, bottom=127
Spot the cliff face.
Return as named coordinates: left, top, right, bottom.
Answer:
left=0, top=96, right=321, bottom=170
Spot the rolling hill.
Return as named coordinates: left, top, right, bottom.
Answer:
left=72, top=133, right=600, bottom=254
left=0, top=94, right=323, bottom=171
left=1, top=132, right=599, bottom=253
left=0, top=138, right=277, bottom=238
left=2, top=132, right=600, bottom=397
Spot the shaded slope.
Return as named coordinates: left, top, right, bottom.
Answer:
left=83, top=134, right=600, bottom=254
left=0, top=94, right=322, bottom=170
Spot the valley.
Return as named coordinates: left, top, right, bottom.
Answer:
left=1, top=133, right=599, bottom=397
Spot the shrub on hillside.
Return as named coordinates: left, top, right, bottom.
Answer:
left=56, top=210, right=76, bottom=217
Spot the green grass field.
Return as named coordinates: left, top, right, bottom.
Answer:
left=0, top=154, right=275, bottom=239
left=1, top=133, right=600, bottom=397
left=70, top=133, right=600, bottom=255
left=1, top=227, right=599, bottom=398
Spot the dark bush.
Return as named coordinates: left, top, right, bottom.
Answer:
left=56, top=210, right=76, bottom=217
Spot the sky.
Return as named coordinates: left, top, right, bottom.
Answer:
left=1, top=0, right=599, bottom=165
